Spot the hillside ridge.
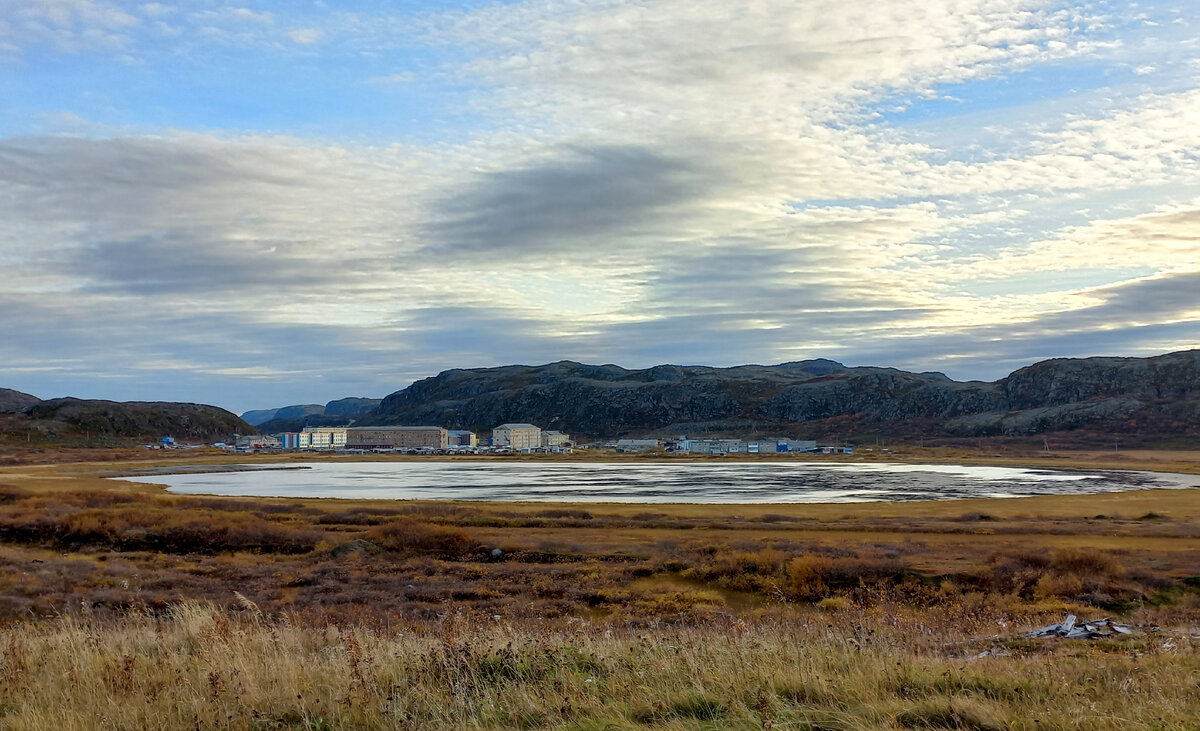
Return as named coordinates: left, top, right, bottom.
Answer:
left=360, top=350, right=1200, bottom=442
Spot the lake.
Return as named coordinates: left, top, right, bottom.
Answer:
left=116, top=461, right=1200, bottom=503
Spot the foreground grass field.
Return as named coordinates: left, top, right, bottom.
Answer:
left=0, top=449, right=1197, bottom=728
left=2, top=603, right=1198, bottom=730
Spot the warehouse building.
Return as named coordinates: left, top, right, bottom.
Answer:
left=345, top=426, right=448, bottom=450
left=615, top=438, right=660, bottom=453
left=675, top=438, right=744, bottom=454
left=235, top=434, right=282, bottom=451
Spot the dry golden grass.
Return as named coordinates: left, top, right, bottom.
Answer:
left=0, top=603, right=1196, bottom=730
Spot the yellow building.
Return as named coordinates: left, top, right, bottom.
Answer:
left=541, top=430, right=571, bottom=448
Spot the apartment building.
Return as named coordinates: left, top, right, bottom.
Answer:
left=491, top=423, right=541, bottom=449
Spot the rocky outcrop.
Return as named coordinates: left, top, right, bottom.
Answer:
left=761, top=371, right=1003, bottom=422
left=362, top=351, right=1200, bottom=440
left=324, top=397, right=381, bottom=417
left=944, top=398, right=1145, bottom=437
left=1003, top=351, right=1200, bottom=408
left=0, top=388, right=41, bottom=414
left=24, top=398, right=252, bottom=441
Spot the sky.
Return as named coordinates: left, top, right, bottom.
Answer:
left=2, top=0, right=1199, bottom=414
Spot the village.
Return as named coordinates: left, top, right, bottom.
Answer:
left=228, top=423, right=855, bottom=456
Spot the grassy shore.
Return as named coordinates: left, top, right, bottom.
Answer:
left=0, top=448, right=1197, bottom=728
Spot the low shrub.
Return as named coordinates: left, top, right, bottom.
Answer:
left=784, top=554, right=905, bottom=601
left=786, top=555, right=835, bottom=600
left=531, top=508, right=594, bottom=520
left=1049, top=548, right=1124, bottom=577
left=1033, top=572, right=1083, bottom=600
left=367, top=519, right=481, bottom=559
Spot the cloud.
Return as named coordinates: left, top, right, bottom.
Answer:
left=138, top=3, right=172, bottom=18
left=208, top=7, right=273, bottom=24
left=2, top=0, right=1199, bottom=410
left=426, top=145, right=723, bottom=256
left=2, top=0, right=140, bottom=53
left=288, top=28, right=321, bottom=44
left=1027, top=272, right=1200, bottom=332
left=367, top=72, right=415, bottom=85
left=928, top=200, right=1200, bottom=284
left=69, top=234, right=333, bottom=295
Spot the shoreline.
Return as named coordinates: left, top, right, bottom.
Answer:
left=87, top=463, right=314, bottom=478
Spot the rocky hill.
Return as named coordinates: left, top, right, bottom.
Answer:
left=0, top=388, right=41, bottom=414
left=324, top=397, right=383, bottom=417
left=21, top=398, right=252, bottom=441
left=361, top=351, right=1200, bottom=442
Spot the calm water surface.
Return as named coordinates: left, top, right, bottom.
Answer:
left=118, top=461, right=1200, bottom=503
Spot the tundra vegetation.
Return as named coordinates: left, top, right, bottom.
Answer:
left=0, top=449, right=1197, bottom=729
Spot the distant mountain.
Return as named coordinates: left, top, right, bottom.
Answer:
left=273, top=404, right=326, bottom=421
left=241, top=404, right=325, bottom=426
left=240, top=408, right=283, bottom=426
left=324, top=397, right=382, bottom=417
left=0, top=388, right=41, bottom=414
left=243, top=397, right=381, bottom=430
left=360, top=351, right=1200, bottom=443
left=20, top=398, right=252, bottom=441
left=255, top=413, right=356, bottom=434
